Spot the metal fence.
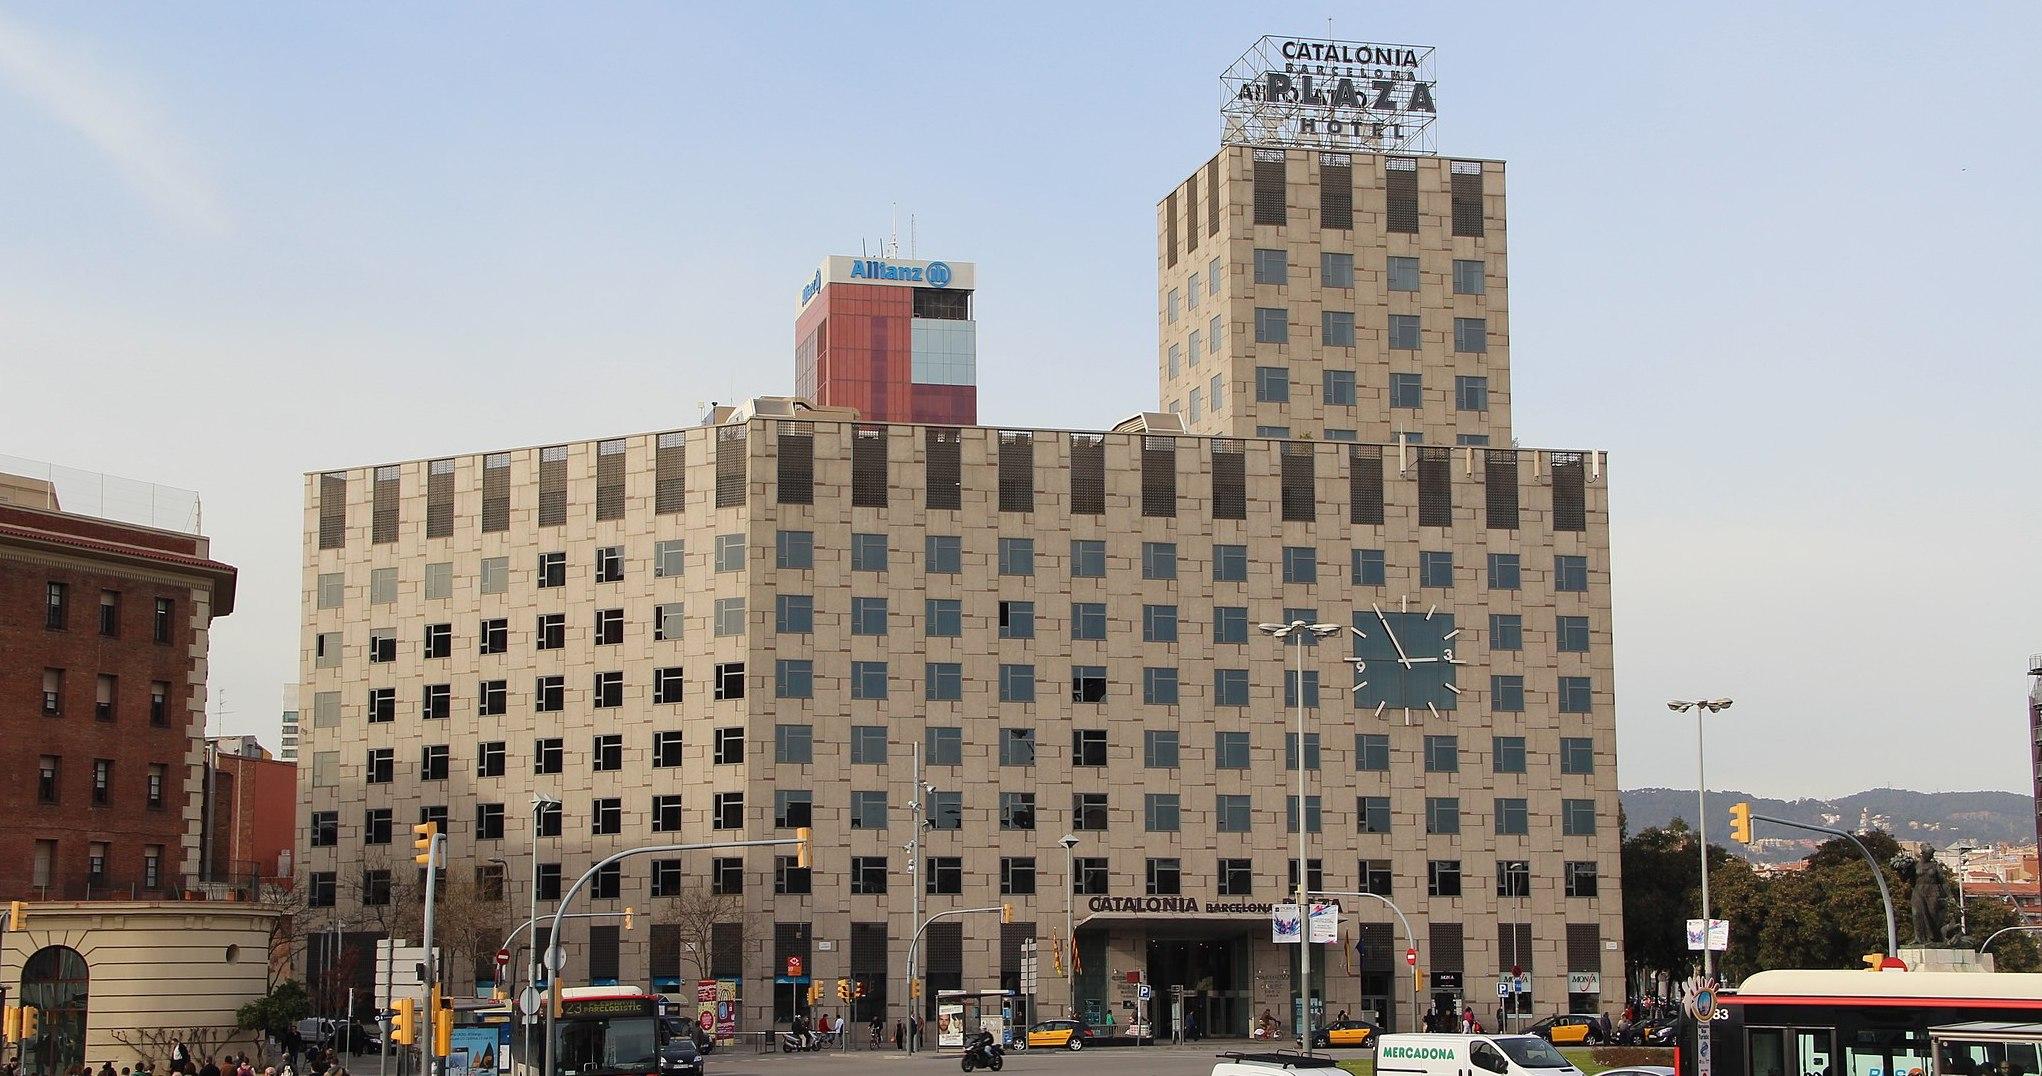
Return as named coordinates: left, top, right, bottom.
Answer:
left=0, top=453, right=203, bottom=533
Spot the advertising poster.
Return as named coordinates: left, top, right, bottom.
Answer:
left=715, top=979, right=738, bottom=1041
left=1272, top=903, right=1302, bottom=943
left=446, top=1028, right=502, bottom=1075
left=1308, top=902, right=1340, bottom=944
left=696, top=980, right=718, bottom=1044
left=938, top=1003, right=964, bottom=1048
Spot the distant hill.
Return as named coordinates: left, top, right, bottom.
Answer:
left=1621, top=788, right=2035, bottom=862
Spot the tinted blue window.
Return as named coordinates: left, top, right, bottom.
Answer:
left=1487, top=553, right=1521, bottom=590
left=1353, top=549, right=1386, bottom=586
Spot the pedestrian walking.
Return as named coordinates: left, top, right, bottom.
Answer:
left=892, top=1020, right=903, bottom=1051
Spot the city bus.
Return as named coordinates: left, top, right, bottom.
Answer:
left=1686, top=971, right=2042, bottom=1076
left=509, top=986, right=663, bottom=1076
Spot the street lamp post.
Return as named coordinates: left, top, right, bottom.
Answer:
left=526, top=794, right=559, bottom=1076
left=1059, top=834, right=1080, bottom=1019
left=1668, top=698, right=1733, bottom=985
left=1261, top=619, right=1343, bottom=1053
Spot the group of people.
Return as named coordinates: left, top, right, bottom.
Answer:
left=0, top=1038, right=353, bottom=1076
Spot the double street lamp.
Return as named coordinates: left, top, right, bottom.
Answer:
left=1059, top=833, right=1080, bottom=1018
left=1260, top=620, right=1344, bottom=1053
left=1668, top=698, right=1733, bottom=985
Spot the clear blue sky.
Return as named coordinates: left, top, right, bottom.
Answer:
left=3, top=3, right=2037, bottom=800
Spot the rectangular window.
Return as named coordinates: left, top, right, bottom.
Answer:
left=1487, top=553, right=1522, bottom=590
left=924, top=726, right=962, bottom=766
left=1556, top=555, right=1590, bottom=592
left=365, top=748, right=394, bottom=784
left=1426, top=796, right=1461, bottom=835
left=1493, top=736, right=1527, bottom=774
left=995, top=537, right=1036, bottom=578
left=773, top=595, right=810, bottom=635
left=1454, top=317, right=1488, bottom=353
left=1253, top=307, right=1289, bottom=344
left=594, top=545, right=623, bottom=584
left=1420, top=550, right=1454, bottom=588
left=1216, top=795, right=1252, bottom=833
left=1209, top=315, right=1222, bottom=354
left=1167, top=343, right=1181, bottom=379
left=1424, top=735, right=1459, bottom=773
left=849, top=726, right=887, bottom=765
left=770, top=723, right=813, bottom=765
left=1453, top=259, right=1485, bottom=294
left=653, top=730, right=683, bottom=767
left=1560, top=737, right=1596, bottom=774
left=927, top=857, right=964, bottom=896
left=849, top=790, right=890, bottom=830
left=1387, top=255, right=1420, bottom=292
left=653, top=667, right=684, bottom=704
left=1456, top=375, right=1489, bottom=411
left=1360, top=860, right=1393, bottom=896
left=1559, top=676, right=1594, bottom=713
left=998, top=791, right=1035, bottom=831
left=1388, top=313, right=1421, bottom=351
left=1073, top=792, right=1108, bottom=831
left=476, top=741, right=506, bottom=777
left=421, top=683, right=451, bottom=720
left=594, top=609, right=623, bottom=646
left=925, top=599, right=965, bottom=638
left=1492, top=674, right=1526, bottom=712
left=774, top=659, right=812, bottom=699
left=1357, top=795, right=1391, bottom=834
left=1428, top=860, right=1462, bottom=897
left=1142, top=666, right=1180, bottom=706
left=997, top=432, right=1034, bottom=513
left=1146, top=858, right=1183, bottom=896
left=1218, top=859, right=1253, bottom=896
left=1323, top=368, right=1357, bottom=406
left=1071, top=665, right=1106, bottom=703
left=923, top=534, right=963, bottom=574
left=925, top=662, right=963, bottom=701
left=479, top=556, right=508, bottom=595
left=1072, top=728, right=1108, bottom=767
left=1253, top=248, right=1287, bottom=285
left=1214, top=668, right=1249, bottom=707
left=1496, top=797, right=1530, bottom=836
left=713, top=793, right=744, bottom=830
left=1074, top=857, right=1109, bottom=895
left=1144, top=730, right=1179, bottom=769
left=713, top=533, right=745, bottom=573
left=713, top=727, right=745, bottom=765
left=1562, top=799, right=1598, bottom=836
left=1284, top=732, right=1322, bottom=771
left=1252, top=150, right=1286, bottom=224
left=710, top=858, right=742, bottom=894
left=1322, top=252, right=1355, bottom=288
left=535, top=738, right=563, bottom=775
left=850, top=856, right=889, bottom=895
left=773, top=790, right=813, bottom=829
left=1557, top=615, right=1591, bottom=653
left=1356, top=734, right=1389, bottom=772
left=1000, top=728, right=1035, bottom=766
left=998, top=663, right=1036, bottom=703
left=1001, top=857, right=1037, bottom=896
left=1390, top=372, right=1423, bottom=409
left=1166, top=288, right=1180, bottom=323
left=849, top=532, right=889, bottom=573
left=850, top=660, right=888, bottom=700
left=534, top=613, right=564, bottom=651
left=1069, top=539, right=1105, bottom=578
left=592, top=671, right=623, bottom=708
left=713, top=597, right=746, bottom=637
left=536, top=551, right=566, bottom=588
left=1347, top=550, right=1386, bottom=590
left=1491, top=614, right=1524, bottom=651
left=1565, top=861, right=1600, bottom=898
left=1212, top=606, right=1248, bottom=644
left=316, top=473, right=348, bottom=549
left=850, top=596, right=888, bottom=635
left=1498, top=860, right=1532, bottom=898
left=1282, top=546, right=1317, bottom=584
left=367, top=688, right=394, bottom=724
left=1069, top=601, right=1107, bottom=641
left=1215, top=731, right=1251, bottom=769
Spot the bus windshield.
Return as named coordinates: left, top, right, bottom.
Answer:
left=1497, top=1037, right=1573, bottom=1068
left=555, top=1015, right=658, bottom=1074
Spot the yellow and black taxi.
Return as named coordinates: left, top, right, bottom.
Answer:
left=1526, top=1013, right=1606, bottom=1046
left=1311, top=1019, right=1380, bottom=1049
left=1024, top=1019, right=1098, bottom=1050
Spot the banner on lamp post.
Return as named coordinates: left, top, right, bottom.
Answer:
left=1273, top=903, right=1302, bottom=943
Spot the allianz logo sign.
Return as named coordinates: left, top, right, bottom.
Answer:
left=1382, top=1046, right=1457, bottom=1060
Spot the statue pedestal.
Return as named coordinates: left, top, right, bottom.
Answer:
left=1897, top=947, right=1994, bottom=973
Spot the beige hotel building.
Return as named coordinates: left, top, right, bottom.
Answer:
left=298, top=56, right=1622, bottom=1038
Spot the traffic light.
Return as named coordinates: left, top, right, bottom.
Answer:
left=1728, top=801, right=1754, bottom=845
left=795, top=827, right=813, bottom=869
left=20, top=1006, right=37, bottom=1041
left=6, top=900, right=26, bottom=930
left=855, top=981, right=867, bottom=1000
left=433, top=986, right=453, bottom=1057
left=837, top=978, right=851, bottom=1002
left=1001, top=902, right=1014, bottom=924
left=1863, top=953, right=1885, bottom=971
left=623, top=906, right=634, bottom=931
left=393, top=998, right=417, bottom=1045
left=910, top=979, right=922, bottom=999
left=4, top=1005, right=19, bottom=1044
left=413, top=822, right=439, bottom=866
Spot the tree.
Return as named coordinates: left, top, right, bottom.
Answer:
left=238, top=979, right=313, bottom=1041
left=657, top=884, right=741, bottom=985
left=1966, top=892, right=2041, bottom=972
left=1621, top=821, right=1735, bottom=982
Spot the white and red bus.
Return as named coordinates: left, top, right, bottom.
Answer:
left=1689, top=971, right=2042, bottom=1076
left=510, top=986, right=664, bottom=1076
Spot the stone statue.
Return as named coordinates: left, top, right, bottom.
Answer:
left=1901, top=854, right=1963, bottom=947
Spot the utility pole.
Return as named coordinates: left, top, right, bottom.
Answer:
left=414, top=822, right=443, bottom=1076
left=905, top=743, right=927, bottom=1055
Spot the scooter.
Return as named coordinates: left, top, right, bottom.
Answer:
left=778, top=1029, right=822, bottom=1053
left=960, top=1033, right=1004, bottom=1072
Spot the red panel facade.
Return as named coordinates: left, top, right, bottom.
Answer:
left=796, top=282, right=976, bottom=424
left=210, top=753, right=298, bottom=885
left=911, top=384, right=978, bottom=426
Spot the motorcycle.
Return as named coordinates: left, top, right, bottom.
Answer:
left=960, top=1033, right=1004, bottom=1072
left=778, top=1029, right=822, bottom=1053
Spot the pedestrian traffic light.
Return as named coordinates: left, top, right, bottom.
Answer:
left=393, top=998, right=417, bottom=1045
left=1001, top=902, right=1014, bottom=924
left=1728, top=801, right=1754, bottom=845
left=795, top=827, right=813, bottom=869
left=413, top=822, right=439, bottom=866
left=623, top=906, right=634, bottom=931
left=6, top=900, right=26, bottom=930
left=433, top=987, right=454, bottom=1057
left=20, top=1006, right=37, bottom=1041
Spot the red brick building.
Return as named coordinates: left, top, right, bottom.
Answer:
left=205, top=740, right=297, bottom=888
left=0, top=472, right=236, bottom=900
left=794, top=255, right=978, bottom=424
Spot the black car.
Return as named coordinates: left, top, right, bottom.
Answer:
left=659, top=1035, right=703, bottom=1076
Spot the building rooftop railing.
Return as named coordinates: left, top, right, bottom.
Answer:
left=0, top=453, right=203, bottom=534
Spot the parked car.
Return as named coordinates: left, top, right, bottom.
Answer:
left=1312, top=1019, right=1381, bottom=1049
left=658, top=1034, right=703, bottom=1076
left=1024, top=1020, right=1096, bottom=1051
left=1212, top=1051, right=1349, bottom=1076
left=1525, top=1014, right=1606, bottom=1046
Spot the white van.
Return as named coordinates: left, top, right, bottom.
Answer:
left=1376, top=1033, right=1587, bottom=1076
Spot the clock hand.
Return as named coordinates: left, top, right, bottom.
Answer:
left=1374, top=605, right=1411, bottom=667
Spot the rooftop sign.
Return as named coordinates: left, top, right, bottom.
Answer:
left=800, top=256, right=976, bottom=310
left=1221, top=36, right=1437, bottom=154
